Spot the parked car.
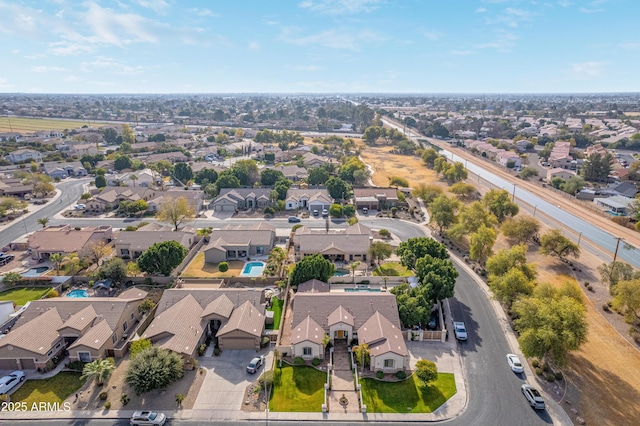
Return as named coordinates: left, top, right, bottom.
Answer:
left=0, top=371, right=25, bottom=395
left=521, top=384, right=545, bottom=410
left=313, top=209, right=319, bottom=217
left=73, top=204, right=86, bottom=210
left=453, top=321, right=467, bottom=341
left=288, top=216, right=301, bottom=223
left=506, top=354, right=524, bottom=374
left=130, top=411, right=166, bottom=426
left=246, top=356, right=264, bottom=374
left=362, top=207, right=369, bottom=214
left=322, top=209, right=329, bottom=218
left=427, top=313, right=438, bottom=330
left=0, top=254, right=15, bottom=265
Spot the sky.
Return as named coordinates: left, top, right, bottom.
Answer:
left=0, top=0, right=639, bottom=94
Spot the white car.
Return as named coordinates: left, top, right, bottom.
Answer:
left=73, top=204, right=86, bottom=210
left=521, top=384, right=545, bottom=410
left=130, top=410, right=166, bottom=426
left=506, top=354, right=524, bottom=374
left=0, top=370, right=26, bottom=395
left=453, top=321, right=467, bottom=341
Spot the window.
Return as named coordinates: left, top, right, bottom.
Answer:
left=384, top=359, right=395, bottom=368
left=123, top=321, right=128, bottom=331
left=257, top=246, right=264, bottom=254
left=121, top=249, right=130, bottom=255
left=55, top=342, right=62, bottom=349
left=78, top=352, right=91, bottom=362
left=131, top=312, right=135, bottom=320
left=47, top=350, right=53, bottom=357
left=112, top=334, right=117, bottom=344
left=303, top=347, right=312, bottom=356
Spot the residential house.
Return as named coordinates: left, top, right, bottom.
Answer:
left=285, top=188, right=332, bottom=211
left=302, top=152, right=331, bottom=168
left=0, top=179, right=33, bottom=198
left=258, top=146, right=285, bottom=163
left=546, top=168, right=577, bottom=182
left=497, top=151, right=522, bottom=169
left=549, top=142, right=573, bottom=169
left=8, top=149, right=42, bottom=164
left=139, top=152, right=189, bottom=164
left=353, top=188, right=399, bottom=210
left=143, top=288, right=266, bottom=358
left=27, top=225, right=113, bottom=261
left=107, top=169, right=161, bottom=187
left=274, top=165, right=308, bottom=181
left=288, top=292, right=409, bottom=373
left=43, top=162, right=88, bottom=179
left=114, top=223, right=196, bottom=260
left=297, top=279, right=331, bottom=293
left=148, top=189, right=205, bottom=213
left=0, top=132, right=22, bottom=142
left=594, top=195, right=635, bottom=215
left=211, top=188, right=272, bottom=212
left=294, top=223, right=372, bottom=262
left=204, top=222, right=275, bottom=263
left=68, top=143, right=100, bottom=157
left=0, top=288, right=148, bottom=370
left=86, top=187, right=157, bottom=213
left=603, top=182, right=639, bottom=199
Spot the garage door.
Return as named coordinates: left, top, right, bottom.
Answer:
left=216, top=204, right=236, bottom=212
left=0, top=358, right=18, bottom=370
left=219, top=337, right=254, bottom=350
left=19, top=359, right=35, bottom=370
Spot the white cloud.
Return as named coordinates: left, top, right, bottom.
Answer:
left=11, top=49, right=19, bottom=53
left=280, top=27, right=386, bottom=50
left=30, top=66, right=69, bottom=73
left=477, top=30, right=517, bottom=52
left=293, top=65, right=324, bottom=71
left=65, top=75, right=80, bottom=82
left=48, top=41, right=95, bottom=56
left=248, top=41, right=260, bottom=50
left=422, top=29, right=442, bottom=41
left=135, top=0, right=170, bottom=14
left=24, top=53, right=48, bottom=59
left=476, top=7, right=487, bottom=13
left=579, top=7, right=604, bottom=13
left=451, top=50, right=473, bottom=55
left=486, top=7, right=537, bottom=27
left=81, top=56, right=147, bottom=75
left=83, top=2, right=161, bottom=46
left=570, top=61, right=605, bottom=77
left=299, top=0, right=381, bottom=15
left=557, top=1, right=571, bottom=7
left=188, top=8, right=217, bottom=17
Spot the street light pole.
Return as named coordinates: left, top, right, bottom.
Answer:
left=512, top=183, right=517, bottom=202
left=22, top=216, right=29, bottom=237
left=533, top=205, right=537, bottom=218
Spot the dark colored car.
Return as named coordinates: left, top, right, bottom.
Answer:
left=288, top=216, right=301, bottom=223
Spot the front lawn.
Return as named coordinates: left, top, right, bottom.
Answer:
left=269, top=365, right=326, bottom=412
left=266, top=297, right=284, bottom=330
left=361, top=373, right=456, bottom=413
left=372, top=262, right=413, bottom=277
left=181, top=253, right=244, bottom=277
left=10, top=372, right=86, bottom=409
left=0, top=287, right=51, bottom=306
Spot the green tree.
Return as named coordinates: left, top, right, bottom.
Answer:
left=125, top=346, right=183, bottom=395
left=232, top=159, right=260, bottom=186
left=352, top=343, right=370, bottom=369
left=308, top=167, right=330, bottom=185
left=412, top=183, right=443, bottom=204
left=414, top=254, right=458, bottom=304
left=396, top=237, right=449, bottom=270
left=121, top=124, right=135, bottom=145
left=95, top=175, right=107, bottom=188
left=82, top=358, right=116, bottom=386
left=103, top=127, right=118, bottom=144
left=611, top=279, right=640, bottom=322
left=482, top=189, right=519, bottom=223
left=368, top=241, right=392, bottom=267
left=2, top=271, right=21, bottom=287
left=488, top=267, right=535, bottom=309
left=415, top=359, right=438, bottom=385
left=37, top=217, right=50, bottom=228
left=260, top=169, right=285, bottom=186
left=513, top=283, right=587, bottom=366
left=597, top=261, right=638, bottom=294
left=581, top=152, right=613, bottom=182
left=448, top=182, right=477, bottom=199
left=129, top=339, right=152, bottom=358
left=560, top=176, right=585, bottom=195
left=215, top=171, right=241, bottom=190
left=539, top=229, right=580, bottom=260
left=518, top=167, right=539, bottom=180
left=469, top=225, right=497, bottom=265
left=389, top=176, right=409, bottom=187
left=174, top=162, right=193, bottom=183
left=329, top=203, right=343, bottom=218
left=49, top=253, right=64, bottom=275
left=137, top=241, right=188, bottom=276
left=428, top=195, right=460, bottom=233
left=114, top=155, right=132, bottom=171
left=449, top=201, right=497, bottom=239
left=138, top=299, right=156, bottom=314
left=97, top=257, right=128, bottom=283
left=486, top=244, right=536, bottom=280
left=289, top=254, right=335, bottom=287
left=443, top=162, right=468, bottom=183
left=194, top=168, right=218, bottom=186
left=390, top=283, right=430, bottom=328
left=343, top=204, right=356, bottom=217
left=421, top=148, right=439, bottom=167
left=500, top=216, right=540, bottom=244
left=326, top=176, right=350, bottom=200
left=157, top=197, right=195, bottom=231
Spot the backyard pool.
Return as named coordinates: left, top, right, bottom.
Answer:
left=67, top=289, right=89, bottom=298
left=240, top=261, right=266, bottom=277
left=21, top=266, right=50, bottom=277
left=334, top=269, right=350, bottom=277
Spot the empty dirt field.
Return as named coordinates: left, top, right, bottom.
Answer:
left=359, top=145, right=441, bottom=188
left=0, top=117, right=102, bottom=133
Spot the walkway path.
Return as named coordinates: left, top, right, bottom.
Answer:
left=329, top=345, right=359, bottom=413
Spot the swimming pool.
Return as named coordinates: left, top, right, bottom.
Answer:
left=240, top=261, right=266, bottom=277
left=334, top=269, right=349, bottom=277
left=21, top=266, right=50, bottom=277
left=67, top=289, right=89, bottom=298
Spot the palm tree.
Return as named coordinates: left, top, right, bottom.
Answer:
left=197, top=227, right=212, bottom=242
left=130, top=174, right=138, bottom=187
left=37, top=217, right=50, bottom=228
left=49, top=253, right=64, bottom=275
left=350, top=261, right=360, bottom=284
left=81, top=358, right=116, bottom=386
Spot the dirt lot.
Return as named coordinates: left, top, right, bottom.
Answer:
left=181, top=254, right=244, bottom=278
left=359, top=145, right=442, bottom=188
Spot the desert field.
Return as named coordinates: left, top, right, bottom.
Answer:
left=0, top=117, right=103, bottom=133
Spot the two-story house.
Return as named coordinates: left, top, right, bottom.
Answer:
left=211, top=188, right=272, bottom=212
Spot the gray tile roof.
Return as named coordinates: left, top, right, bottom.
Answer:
left=115, top=230, right=195, bottom=253
left=68, top=319, right=113, bottom=351
left=291, top=315, right=325, bottom=345
left=297, top=279, right=331, bottom=293
left=155, top=289, right=265, bottom=316
left=358, top=311, right=408, bottom=357
left=0, top=307, right=63, bottom=355
left=328, top=305, right=354, bottom=327
left=58, top=305, right=97, bottom=332
left=201, top=294, right=234, bottom=319
left=296, top=223, right=371, bottom=254
left=353, top=188, right=399, bottom=201
left=217, top=300, right=264, bottom=338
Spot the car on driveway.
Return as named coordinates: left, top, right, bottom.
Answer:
left=322, top=209, right=329, bottom=218
left=506, top=354, right=524, bottom=374
left=521, top=384, right=545, bottom=410
left=0, top=371, right=25, bottom=395
left=288, top=216, right=301, bottom=223
left=73, top=204, right=86, bottom=210
left=130, top=410, right=166, bottom=426
left=246, top=356, right=264, bottom=374
left=453, top=321, right=467, bottom=341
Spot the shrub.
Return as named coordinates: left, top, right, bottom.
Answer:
left=66, top=360, right=86, bottom=371
left=138, top=299, right=156, bottom=314
left=264, top=206, right=275, bottom=216
left=214, top=347, right=221, bottom=356
left=376, top=371, right=384, bottom=379
left=175, top=393, right=185, bottom=408
left=198, top=343, right=207, bottom=357
left=545, top=373, right=556, bottom=382
left=144, top=277, right=153, bottom=286
left=294, top=357, right=304, bottom=365
left=535, top=367, right=543, bottom=376
left=99, top=391, right=108, bottom=401
left=396, top=370, right=406, bottom=380
left=125, top=346, right=183, bottom=395
left=312, top=358, right=321, bottom=366
left=129, top=339, right=151, bottom=358
left=259, top=370, right=274, bottom=390
left=531, top=359, right=540, bottom=368
left=542, top=363, right=550, bottom=373
left=120, top=394, right=129, bottom=405
left=379, top=229, right=390, bottom=238
left=218, top=262, right=229, bottom=273
left=602, top=303, right=610, bottom=312
left=555, top=372, right=564, bottom=381
left=583, top=281, right=590, bottom=287
left=104, top=401, right=111, bottom=409
left=587, top=285, right=594, bottom=292
left=44, top=288, right=58, bottom=298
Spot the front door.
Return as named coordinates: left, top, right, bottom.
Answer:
left=335, top=330, right=347, bottom=339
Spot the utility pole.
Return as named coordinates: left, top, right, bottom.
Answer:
left=613, top=237, right=624, bottom=262
left=512, top=183, right=517, bottom=202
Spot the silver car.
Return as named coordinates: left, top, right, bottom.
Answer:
left=521, top=384, right=545, bottom=410
left=0, top=370, right=25, bottom=395
left=130, top=411, right=166, bottom=426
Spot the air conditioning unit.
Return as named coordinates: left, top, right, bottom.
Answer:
left=122, top=334, right=128, bottom=339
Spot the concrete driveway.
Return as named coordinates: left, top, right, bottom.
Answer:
left=191, top=348, right=272, bottom=420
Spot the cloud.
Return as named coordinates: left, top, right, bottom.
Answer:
left=570, top=61, right=605, bottom=77
left=486, top=7, right=537, bottom=27
left=477, top=30, right=517, bottom=52
left=24, top=53, right=47, bottom=60
left=188, top=8, right=217, bottom=17
left=293, top=65, right=324, bottom=71
left=248, top=41, right=260, bottom=50
left=450, top=50, right=473, bottom=55
left=80, top=56, right=147, bottom=75
left=83, top=2, right=161, bottom=46
left=135, top=0, right=170, bottom=14
left=579, top=7, right=604, bottom=13
left=0, top=77, right=14, bottom=89
left=299, top=0, right=381, bottom=15
left=557, top=0, right=571, bottom=7
left=279, top=27, right=386, bottom=50
left=65, top=75, right=81, bottom=82
left=476, top=7, right=487, bottom=13
left=30, top=66, right=69, bottom=73
left=422, top=29, right=442, bottom=41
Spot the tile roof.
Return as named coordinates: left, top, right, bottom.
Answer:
left=295, top=223, right=371, bottom=254
left=217, top=300, right=264, bottom=338
left=0, top=307, right=63, bottom=355
left=297, top=279, right=331, bottom=293
left=27, top=225, right=112, bottom=254
left=358, top=311, right=408, bottom=357
left=115, top=230, right=194, bottom=253
left=117, top=287, right=149, bottom=300
left=327, top=305, right=354, bottom=326
left=155, top=289, right=265, bottom=315
left=291, top=315, right=325, bottom=345
left=68, top=319, right=113, bottom=351
left=201, top=294, right=235, bottom=319
left=58, top=305, right=97, bottom=331
left=353, top=188, right=399, bottom=200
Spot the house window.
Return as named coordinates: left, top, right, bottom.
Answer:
left=303, top=347, right=312, bottom=356
left=131, top=312, right=135, bottom=320
left=112, top=334, right=117, bottom=344
left=121, top=249, right=130, bottom=255
left=78, top=352, right=92, bottom=363
left=55, top=343, right=62, bottom=349
left=47, top=350, right=53, bottom=357
left=123, top=321, right=128, bottom=332
left=257, top=246, right=264, bottom=255
left=384, top=359, right=395, bottom=368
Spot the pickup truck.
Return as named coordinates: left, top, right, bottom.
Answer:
left=453, top=321, right=468, bottom=341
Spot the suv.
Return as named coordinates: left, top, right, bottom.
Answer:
left=322, top=209, right=329, bottom=218
left=0, top=254, right=15, bottom=265
left=521, top=384, right=545, bottom=410
left=246, top=356, right=264, bottom=374
left=453, top=322, right=467, bottom=341
left=130, top=411, right=166, bottom=426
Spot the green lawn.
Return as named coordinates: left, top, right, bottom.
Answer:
left=361, top=373, right=456, bottom=413
left=372, top=262, right=413, bottom=277
left=10, top=372, right=86, bottom=409
left=0, top=287, right=51, bottom=306
left=266, top=297, right=284, bottom=330
left=269, top=365, right=326, bottom=412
